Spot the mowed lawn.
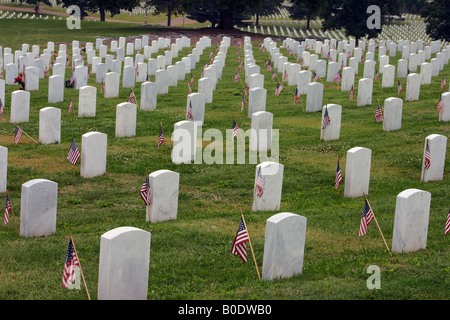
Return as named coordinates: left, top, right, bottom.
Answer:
left=0, top=18, right=448, bottom=300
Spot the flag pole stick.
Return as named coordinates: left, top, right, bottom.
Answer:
left=69, top=234, right=91, bottom=300
left=240, top=210, right=261, bottom=281
left=337, top=156, right=340, bottom=196
left=14, top=124, right=38, bottom=144
left=363, top=193, right=392, bottom=256
left=6, top=190, right=19, bottom=236
left=160, top=121, right=168, bottom=164
left=235, top=67, right=245, bottom=89
left=146, top=168, right=150, bottom=223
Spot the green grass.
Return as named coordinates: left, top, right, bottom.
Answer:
left=0, top=18, right=448, bottom=301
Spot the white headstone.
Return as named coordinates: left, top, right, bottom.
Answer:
left=78, top=86, right=97, bottom=117
left=186, top=93, right=206, bottom=126
left=250, top=111, right=273, bottom=152
left=115, top=102, right=137, bottom=138
left=383, top=97, right=402, bottom=132
left=306, top=82, right=323, bottom=112
left=392, top=189, right=431, bottom=253
left=0, top=146, right=7, bottom=193
left=80, top=131, right=107, bottom=178
left=440, top=92, right=450, bottom=122
left=344, top=147, right=372, bottom=198
left=104, top=72, right=119, bottom=98
left=48, top=75, right=64, bottom=103
left=39, top=107, right=61, bottom=144
left=405, top=73, right=420, bottom=101
left=20, top=179, right=58, bottom=237
left=320, top=104, right=341, bottom=141
left=98, top=226, right=151, bottom=300
left=198, top=77, right=213, bottom=104
left=262, top=212, right=307, bottom=280
left=146, top=170, right=180, bottom=223
left=252, top=161, right=284, bottom=211
left=421, top=134, right=447, bottom=182
left=357, top=78, right=373, bottom=106
left=10, top=90, right=30, bottom=123
left=248, top=87, right=267, bottom=118
left=172, top=120, right=198, bottom=164
left=122, top=65, right=135, bottom=88
left=140, top=81, right=157, bottom=110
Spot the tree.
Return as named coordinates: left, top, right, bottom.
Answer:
left=60, top=0, right=139, bottom=21
left=147, top=0, right=184, bottom=27
left=22, top=0, right=56, bottom=14
left=184, top=0, right=220, bottom=28
left=285, top=0, right=322, bottom=30
left=319, top=0, right=403, bottom=43
left=248, top=0, right=283, bottom=26
left=421, top=0, right=450, bottom=41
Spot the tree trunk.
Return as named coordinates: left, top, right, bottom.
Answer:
left=306, top=15, right=310, bottom=30
left=99, top=8, right=106, bottom=22
left=218, top=8, right=233, bottom=30
left=34, top=2, right=39, bottom=15
left=256, top=14, right=259, bottom=26
left=167, top=7, right=172, bottom=27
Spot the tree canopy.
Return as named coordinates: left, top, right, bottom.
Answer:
left=421, top=0, right=450, bottom=41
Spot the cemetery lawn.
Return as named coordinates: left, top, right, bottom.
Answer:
left=0, top=19, right=448, bottom=300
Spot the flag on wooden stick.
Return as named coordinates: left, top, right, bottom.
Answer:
left=158, top=124, right=165, bottom=150
left=374, top=102, right=384, bottom=123
left=231, top=217, right=249, bottom=263
left=4, top=193, right=11, bottom=225
left=67, top=138, right=81, bottom=165
left=335, top=158, right=342, bottom=189
left=445, top=209, right=450, bottom=235
left=437, top=97, right=444, bottom=114
left=359, top=199, right=374, bottom=236
left=14, top=125, right=22, bottom=144
left=62, top=238, right=80, bottom=288
left=140, top=175, right=152, bottom=206
left=424, top=140, right=431, bottom=170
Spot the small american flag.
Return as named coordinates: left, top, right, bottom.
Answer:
left=232, top=119, right=239, bottom=141
left=350, top=85, right=354, bottom=100
left=275, top=82, right=283, bottom=96
left=128, top=89, right=136, bottom=104
left=187, top=101, right=194, bottom=120
left=241, top=94, right=246, bottom=111
left=140, top=175, right=152, bottom=206
left=271, top=71, right=276, bottom=81
left=158, top=124, right=164, bottom=150
left=100, top=81, right=104, bottom=93
left=294, top=88, right=300, bottom=105
left=267, top=63, right=272, bottom=71
left=374, top=103, right=383, bottom=123
left=441, top=76, right=446, bottom=90
left=283, top=69, right=288, bottom=81
left=188, top=84, right=192, bottom=94
left=322, top=107, right=331, bottom=130
left=234, top=71, right=240, bottom=83
left=68, top=97, right=73, bottom=112
left=437, top=97, right=444, bottom=114
left=424, top=140, right=431, bottom=170
left=14, top=126, right=22, bottom=144
left=313, top=72, right=320, bottom=82
left=231, top=217, right=249, bottom=263
left=4, top=194, right=11, bottom=225
left=398, top=80, right=402, bottom=95
left=190, top=73, right=195, bottom=86
left=264, top=59, right=268, bottom=67
left=359, top=199, right=374, bottom=236
left=375, top=70, right=379, bottom=81
left=335, top=159, right=342, bottom=189
left=70, top=72, right=75, bottom=85
left=255, top=167, right=264, bottom=198
left=445, top=209, right=450, bottom=235
left=333, top=72, right=341, bottom=84
left=0, top=98, right=3, bottom=118
left=67, top=138, right=80, bottom=165
left=62, top=238, right=80, bottom=288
